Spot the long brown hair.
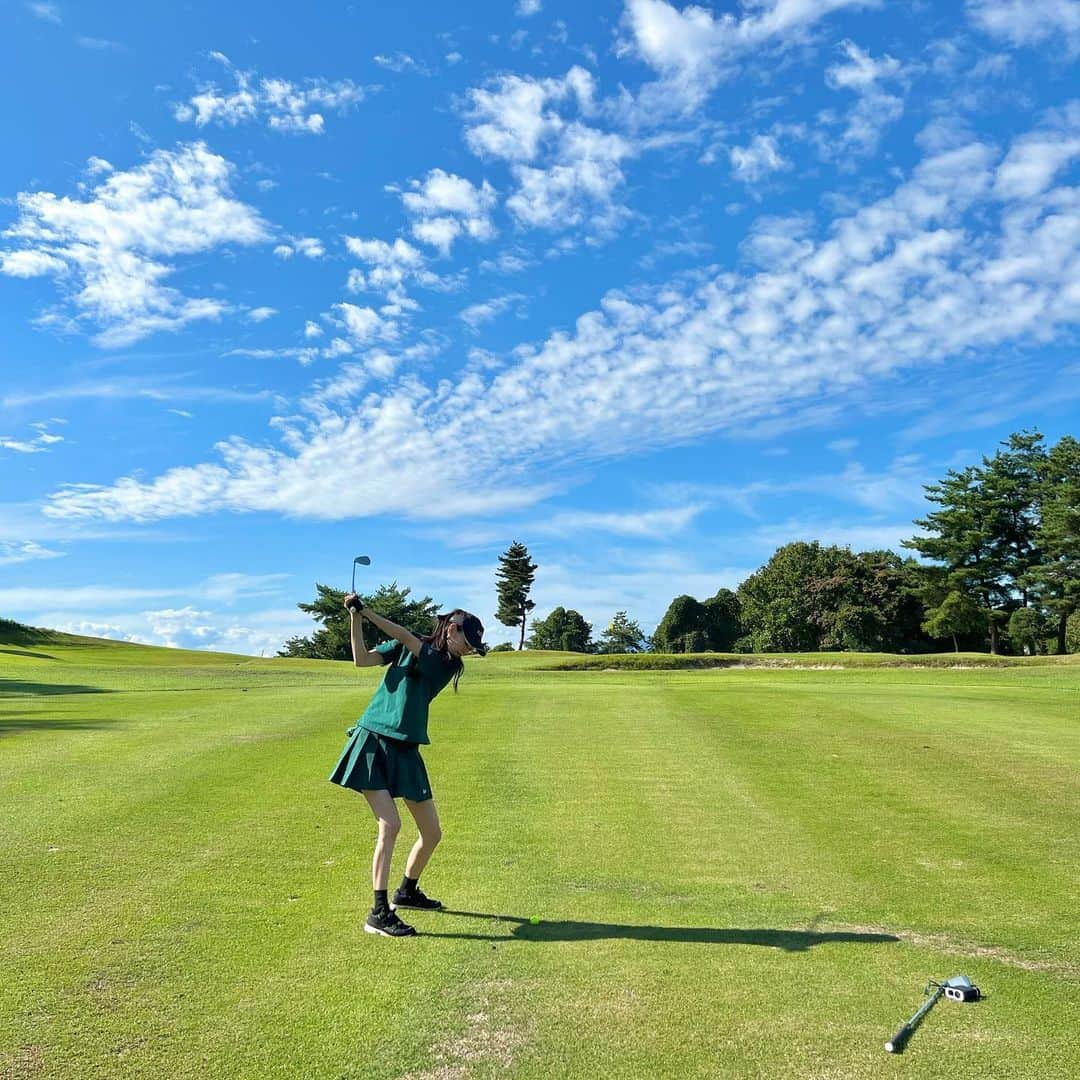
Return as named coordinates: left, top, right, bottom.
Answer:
left=423, top=609, right=467, bottom=692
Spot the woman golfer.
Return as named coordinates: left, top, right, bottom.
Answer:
left=330, top=594, right=488, bottom=937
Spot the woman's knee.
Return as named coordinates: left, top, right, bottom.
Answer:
left=377, top=814, right=401, bottom=840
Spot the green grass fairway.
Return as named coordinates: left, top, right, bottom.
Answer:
left=3, top=631, right=1078, bottom=1078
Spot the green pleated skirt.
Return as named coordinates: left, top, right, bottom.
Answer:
left=329, top=726, right=433, bottom=802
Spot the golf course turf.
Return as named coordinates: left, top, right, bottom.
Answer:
left=2, top=630, right=1078, bottom=1078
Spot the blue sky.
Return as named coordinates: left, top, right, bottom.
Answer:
left=2, top=0, right=1079, bottom=654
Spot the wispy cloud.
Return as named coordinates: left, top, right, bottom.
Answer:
left=0, top=421, right=65, bottom=454
left=3, top=375, right=276, bottom=409
left=0, top=540, right=65, bottom=566
left=373, top=52, right=431, bottom=76
left=26, top=2, right=61, bottom=24
left=0, top=143, right=270, bottom=347
left=459, top=293, right=525, bottom=330
left=40, top=120, right=1080, bottom=531
left=617, top=0, right=877, bottom=116
left=174, top=51, right=371, bottom=134
left=967, top=0, right=1080, bottom=53
left=821, top=39, right=905, bottom=156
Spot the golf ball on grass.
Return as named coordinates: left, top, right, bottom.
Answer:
left=529, top=916, right=540, bottom=924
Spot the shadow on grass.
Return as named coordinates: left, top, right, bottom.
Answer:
left=429, top=911, right=900, bottom=949
left=0, top=679, right=110, bottom=697
left=0, top=648, right=57, bottom=660
left=0, top=714, right=116, bottom=736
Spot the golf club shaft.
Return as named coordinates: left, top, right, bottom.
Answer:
left=885, top=985, right=944, bottom=1054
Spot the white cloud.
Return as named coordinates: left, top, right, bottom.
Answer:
left=465, top=67, right=595, bottom=162
left=464, top=68, right=633, bottom=239
left=373, top=52, right=431, bottom=75
left=26, top=2, right=61, bottom=24
left=1, top=421, right=65, bottom=454
left=41, top=124, right=1080, bottom=529
left=3, top=376, right=275, bottom=409
left=174, top=52, right=369, bottom=134
left=304, top=320, right=324, bottom=339
left=506, top=124, right=633, bottom=236
left=967, top=0, right=1080, bottom=52
left=247, top=306, right=278, bottom=322
left=517, top=0, right=543, bottom=15
left=619, top=0, right=877, bottom=115
left=333, top=302, right=389, bottom=345
left=398, top=169, right=498, bottom=254
left=536, top=505, right=704, bottom=539
left=40, top=604, right=310, bottom=656
left=76, top=35, right=125, bottom=51
left=0, top=540, right=65, bottom=566
left=729, top=134, right=790, bottom=183
left=223, top=346, right=319, bottom=365
left=823, top=39, right=905, bottom=155
left=0, top=143, right=269, bottom=347
left=272, top=236, right=325, bottom=259
left=827, top=437, right=858, bottom=454
left=464, top=68, right=632, bottom=238
left=343, top=236, right=442, bottom=306
left=459, top=293, right=526, bottom=329
left=993, top=104, right=1080, bottom=198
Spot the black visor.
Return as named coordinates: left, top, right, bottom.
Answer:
left=459, top=613, right=488, bottom=656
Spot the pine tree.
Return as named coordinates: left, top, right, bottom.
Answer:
left=278, top=582, right=438, bottom=659
left=495, top=542, right=538, bottom=651
left=597, top=611, right=646, bottom=654
left=922, top=590, right=985, bottom=653
left=1027, top=435, right=1080, bottom=653
left=903, top=464, right=1009, bottom=653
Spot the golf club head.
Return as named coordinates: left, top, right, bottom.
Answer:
left=351, top=555, right=371, bottom=595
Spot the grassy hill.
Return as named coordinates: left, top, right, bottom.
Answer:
left=2, top=626, right=1078, bottom=1077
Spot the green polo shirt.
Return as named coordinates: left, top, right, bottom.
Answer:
left=358, top=640, right=457, bottom=745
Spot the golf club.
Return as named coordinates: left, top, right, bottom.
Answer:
left=885, top=975, right=981, bottom=1053
left=347, top=555, right=371, bottom=612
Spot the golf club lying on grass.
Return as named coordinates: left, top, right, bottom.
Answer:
left=885, top=975, right=981, bottom=1053
left=347, top=555, right=371, bottom=612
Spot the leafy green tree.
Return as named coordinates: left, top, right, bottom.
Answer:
left=736, top=542, right=851, bottom=652
left=597, top=611, right=647, bottom=654
left=922, top=590, right=985, bottom=653
left=527, top=607, right=593, bottom=652
left=496, top=541, right=538, bottom=651
left=1007, top=606, right=1052, bottom=656
left=653, top=595, right=709, bottom=653
left=1026, top=435, right=1080, bottom=654
left=809, top=551, right=932, bottom=652
left=1067, top=611, right=1080, bottom=654
left=702, top=589, right=741, bottom=651
left=279, top=582, right=439, bottom=660
left=489, top=642, right=515, bottom=653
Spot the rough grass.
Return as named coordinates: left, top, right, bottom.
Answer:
left=2, top=631, right=1078, bottom=1078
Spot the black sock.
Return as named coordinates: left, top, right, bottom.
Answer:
left=373, top=889, right=389, bottom=913
left=400, top=875, right=418, bottom=895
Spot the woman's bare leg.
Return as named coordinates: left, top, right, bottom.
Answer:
left=363, top=789, right=401, bottom=890
left=402, top=798, right=442, bottom=880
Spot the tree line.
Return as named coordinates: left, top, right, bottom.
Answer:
left=279, top=430, right=1079, bottom=658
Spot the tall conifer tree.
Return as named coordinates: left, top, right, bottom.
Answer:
left=495, top=542, right=538, bottom=651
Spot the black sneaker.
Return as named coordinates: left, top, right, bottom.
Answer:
left=391, top=885, right=443, bottom=911
left=364, top=907, right=417, bottom=937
